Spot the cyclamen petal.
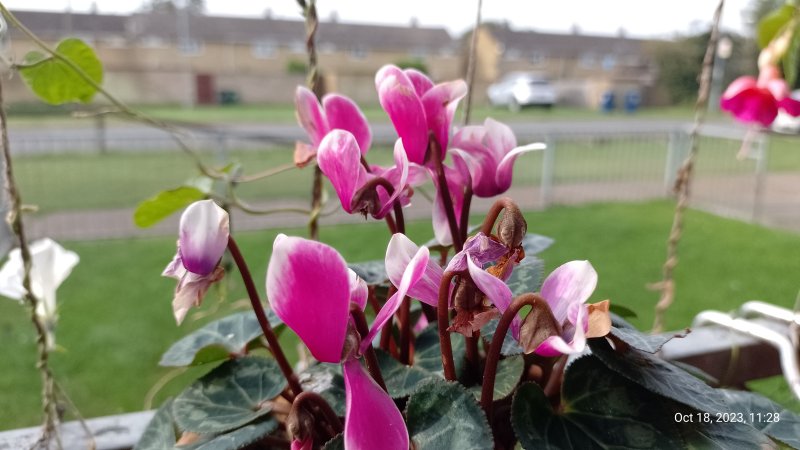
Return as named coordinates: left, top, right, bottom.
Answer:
left=317, top=130, right=369, bottom=214
left=540, top=260, right=598, bottom=325
left=164, top=253, right=224, bottom=325
left=376, top=139, right=410, bottom=218
left=385, top=234, right=443, bottom=306
left=421, top=79, right=468, bottom=154
left=343, top=359, right=409, bottom=450
left=295, top=86, right=329, bottom=147
left=445, top=232, right=508, bottom=273
left=323, top=94, right=372, bottom=154
left=495, top=143, right=547, bottom=193
left=266, top=235, right=351, bottom=363
left=290, top=438, right=312, bottom=450
left=404, top=68, right=434, bottom=97
left=178, top=200, right=229, bottom=276
left=348, top=268, right=368, bottom=311
left=466, top=256, right=520, bottom=339
left=534, top=304, right=588, bottom=357
left=361, top=246, right=429, bottom=353
left=376, top=65, right=429, bottom=164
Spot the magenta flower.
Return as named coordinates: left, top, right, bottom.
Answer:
left=317, top=130, right=409, bottom=219
left=266, top=234, right=428, bottom=450
left=375, top=65, right=467, bottom=164
left=294, top=86, right=372, bottom=166
left=721, top=65, right=800, bottom=127
left=533, top=260, right=598, bottom=357
left=162, top=200, right=229, bottom=324
left=451, top=118, right=545, bottom=197
left=384, top=233, right=444, bottom=306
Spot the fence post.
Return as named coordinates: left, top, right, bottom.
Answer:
left=540, top=135, right=555, bottom=208
left=752, top=133, right=768, bottom=223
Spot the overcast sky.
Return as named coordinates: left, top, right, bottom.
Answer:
left=4, top=0, right=755, bottom=38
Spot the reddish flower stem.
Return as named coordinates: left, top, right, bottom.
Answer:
left=228, top=236, right=303, bottom=398
left=429, top=137, right=464, bottom=252
left=464, top=333, right=480, bottom=381
left=399, top=296, right=412, bottom=365
left=460, top=184, right=473, bottom=243
left=437, top=271, right=459, bottom=380
left=481, top=293, right=544, bottom=419
left=350, top=304, right=388, bottom=392
left=380, top=285, right=398, bottom=352
left=480, top=196, right=518, bottom=236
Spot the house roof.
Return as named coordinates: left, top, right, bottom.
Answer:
left=8, top=9, right=454, bottom=51
left=485, top=23, right=646, bottom=58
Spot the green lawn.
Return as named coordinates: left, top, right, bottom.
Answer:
left=14, top=130, right=798, bottom=214
left=1, top=201, right=799, bottom=429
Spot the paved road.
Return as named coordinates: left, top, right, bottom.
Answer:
left=7, top=118, right=746, bottom=154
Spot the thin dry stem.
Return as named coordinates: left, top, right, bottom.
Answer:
left=652, top=0, right=724, bottom=334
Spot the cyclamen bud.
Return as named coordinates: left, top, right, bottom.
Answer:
left=179, top=200, right=229, bottom=275
left=496, top=205, right=527, bottom=248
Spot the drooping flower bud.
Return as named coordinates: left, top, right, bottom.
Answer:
left=178, top=200, right=229, bottom=276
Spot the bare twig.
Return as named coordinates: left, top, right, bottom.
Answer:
left=461, top=0, right=483, bottom=126
left=651, top=0, right=724, bottom=333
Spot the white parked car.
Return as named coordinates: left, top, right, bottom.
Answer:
left=487, top=72, right=557, bottom=112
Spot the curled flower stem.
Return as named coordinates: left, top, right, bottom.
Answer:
left=289, top=391, right=343, bottom=442
left=438, top=271, right=459, bottom=381
left=480, top=196, right=518, bottom=236
left=481, top=293, right=544, bottom=419
left=227, top=236, right=303, bottom=398
left=430, top=136, right=464, bottom=251
left=350, top=304, right=388, bottom=392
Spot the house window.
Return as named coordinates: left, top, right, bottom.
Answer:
left=179, top=39, right=203, bottom=56
left=602, top=54, right=617, bottom=71
left=252, top=40, right=277, bottom=59
left=350, top=46, right=368, bottom=59
left=530, top=51, right=546, bottom=65
left=580, top=52, right=595, bottom=67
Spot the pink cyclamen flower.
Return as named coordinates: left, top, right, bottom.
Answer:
left=721, top=64, right=800, bottom=127
left=162, top=200, right=229, bottom=324
left=376, top=65, right=467, bottom=164
left=317, top=130, right=409, bottom=219
left=451, top=118, right=546, bottom=197
left=294, top=86, right=372, bottom=166
left=533, top=260, right=598, bottom=357
left=266, top=234, right=427, bottom=450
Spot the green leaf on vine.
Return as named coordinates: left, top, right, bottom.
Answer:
left=299, top=363, right=346, bottom=416
left=375, top=349, right=438, bottom=398
left=757, top=4, right=796, bottom=49
left=159, top=311, right=278, bottom=367
left=405, top=379, right=493, bottom=450
left=18, top=38, right=103, bottom=104
left=134, top=186, right=206, bottom=228
left=172, top=356, right=287, bottom=434
left=512, top=356, right=775, bottom=449
left=133, top=400, right=176, bottom=450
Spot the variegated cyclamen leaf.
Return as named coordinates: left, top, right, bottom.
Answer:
left=298, top=363, right=346, bottom=416
left=347, top=260, right=388, bottom=285
left=405, top=379, right=493, bottom=450
left=172, top=356, right=287, bottom=433
left=375, top=349, right=438, bottom=398
left=481, top=318, right=524, bottom=356
left=521, top=233, right=554, bottom=255
left=718, top=389, right=800, bottom=449
left=469, top=355, right=524, bottom=402
left=179, top=419, right=279, bottom=450
left=505, top=257, right=544, bottom=296
left=133, top=400, right=176, bottom=450
left=321, top=434, right=344, bottom=450
left=160, top=311, right=280, bottom=367
left=414, top=323, right=467, bottom=377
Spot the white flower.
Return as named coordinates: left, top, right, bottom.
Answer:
left=0, top=238, right=79, bottom=351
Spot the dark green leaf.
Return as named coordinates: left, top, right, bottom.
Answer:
left=521, top=233, right=554, bottom=255
left=757, top=4, right=796, bottom=49
left=179, top=418, right=278, bottom=450
left=172, top=356, right=287, bottom=433
left=720, top=389, right=800, bottom=449
left=19, top=38, right=103, bottom=104
left=160, top=311, right=278, bottom=367
left=414, top=323, right=467, bottom=378
left=134, top=186, right=206, bottom=228
left=512, top=356, right=775, bottom=450
left=588, top=337, right=729, bottom=414
left=298, top=363, right=345, bottom=416
left=505, top=257, right=544, bottom=296
left=321, top=434, right=344, bottom=450
left=133, top=400, right=176, bottom=450
left=609, top=303, right=638, bottom=319
left=348, top=260, right=387, bottom=285
left=481, top=318, right=524, bottom=356
left=608, top=326, right=688, bottom=354
left=375, top=349, right=437, bottom=398
left=405, top=379, right=493, bottom=450
left=783, top=21, right=800, bottom=87
left=469, top=355, right=523, bottom=402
